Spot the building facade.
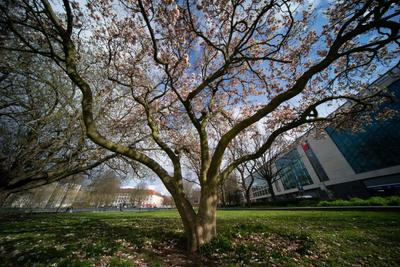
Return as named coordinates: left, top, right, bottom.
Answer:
left=112, top=188, right=165, bottom=208
left=5, top=184, right=167, bottom=209
left=250, top=67, right=400, bottom=202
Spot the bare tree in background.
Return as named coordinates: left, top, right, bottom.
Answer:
left=233, top=132, right=286, bottom=205
left=162, top=195, right=175, bottom=208
left=89, top=171, right=121, bottom=208
left=130, top=181, right=148, bottom=208
left=218, top=173, right=240, bottom=207
left=251, top=135, right=287, bottom=202
left=236, top=162, right=256, bottom=207
left=229, top=131, right=258, bottom=207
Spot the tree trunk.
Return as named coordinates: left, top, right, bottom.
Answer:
left=267, top=179, right=276, bottom=202
left=192, top=187, right=218, bottom=252
left=219, top=185, right=226, bottom=207
left=0, top=192, right=11, bottom=207
left=245, top=189, right=252, bottom=207
left=174, top=185, right=218, bottom=253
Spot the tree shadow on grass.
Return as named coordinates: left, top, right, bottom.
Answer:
left=1, top=212, right=399, bottom=266
left=0, top=214, right=196, bottom=266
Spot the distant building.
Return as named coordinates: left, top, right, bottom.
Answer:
left=250, top=67, right=400, bottom=202
left=4, top=182, right=168, bottom=209
left=113, top=188, right=165, bottom=208
left=143, top=190, right=164, bottom=207
left=113, top=188, right=133, bottom=207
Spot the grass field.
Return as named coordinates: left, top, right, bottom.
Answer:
left=0, top=210, right=399, bottom=266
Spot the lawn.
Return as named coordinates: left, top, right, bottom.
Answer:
left=0, top=210, right=399, bottom=266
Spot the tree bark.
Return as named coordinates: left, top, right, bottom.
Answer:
left=267, top=179, right=276, bottom=202
left=245, top=189, right=252, bottom=207
left=219, top=185, right=226, bottom=207
left=0, top=192, right=11, bottom=207
left=174, top=185, right=218, bottom=252
left=192, top=186, right=218, bottom=252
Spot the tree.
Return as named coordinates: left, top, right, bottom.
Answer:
left=129, top=181, right=148, bottom=207
left=162, top=195, right=175, bottom=208
left=1, top=0, right=399, bottom=252
left=230, top=131, right=284, bottom=206
left=229, top=131, right=258, bottom=207
left=0, top=191, right=10, bottom=207
left=88, top=171, right=121, bottom=208
left=236, top=162, right=255, bottom=207
left=72, top=186, right=92, bottom=208
left=217, top=146, right=241, bottom=208
left=250, top=134, right=287, bottom=202
left=218, top=173, right=240, bottom=207
left=0, top=50, right=117, bottom=194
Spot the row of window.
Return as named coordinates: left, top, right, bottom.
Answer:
left=276, top=149, right=314, bottom=190
left=252, top=186, right=269, bottom=198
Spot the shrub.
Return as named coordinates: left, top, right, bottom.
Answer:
left=317, top=196, right=400, bottom=207
left=386, top=196, right=400, bottom=206
left=317, top=200, right=330, bottom=207
left=365, top=196, right=387, bottom=206
left=329, top=199, right=351, bottom=206
left=349, top=197, right=366, bottom=206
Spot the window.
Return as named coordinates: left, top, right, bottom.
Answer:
left=276, top=149, right=313, bottom=190
left=326, top=79, right=400, bottom=173
left=251, top=184, right=269, bottom=198
left=302, top=142, right=329, bottom=181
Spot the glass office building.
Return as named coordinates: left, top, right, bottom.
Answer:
left=275, top=149, right=313, bottom=190
left=326, top=79, right=400, bottom=173
left=249, top=69, right=400, bottom=202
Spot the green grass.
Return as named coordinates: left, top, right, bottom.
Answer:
left=0, top=210, right=399, bottom=266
